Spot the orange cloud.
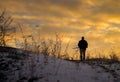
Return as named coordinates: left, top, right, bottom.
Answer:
left=1, top=0, right=120, bottom=58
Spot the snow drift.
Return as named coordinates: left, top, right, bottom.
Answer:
left=0, top=46, right=120, bottom=82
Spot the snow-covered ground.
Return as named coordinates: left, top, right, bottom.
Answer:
left=0, top=48, right=120, bottom=82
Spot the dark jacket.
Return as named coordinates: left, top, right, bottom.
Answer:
left=78, top=40, right=88, bottom=49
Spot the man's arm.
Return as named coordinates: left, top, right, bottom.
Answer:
left=86, top=41, right=88, bottom=48
left=78, top=41, right=80, bottom=48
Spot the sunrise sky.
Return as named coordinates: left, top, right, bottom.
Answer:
left=0, top=0, right=120, bottom=58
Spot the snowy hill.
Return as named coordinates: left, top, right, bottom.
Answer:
left=0, top=46, right=120, bottom=82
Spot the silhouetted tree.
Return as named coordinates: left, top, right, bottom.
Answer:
left=0, top=11, right=14, bottom=46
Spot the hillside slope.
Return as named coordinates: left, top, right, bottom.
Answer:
left=0, top=46, right=120, bottom=82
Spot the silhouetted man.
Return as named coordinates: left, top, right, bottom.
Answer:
left=78, top=36, right=88, bottom=61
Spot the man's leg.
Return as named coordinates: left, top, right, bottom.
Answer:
left=83, top=50, right=86, bottom=60
left=80, top=49, right=83, bottom=61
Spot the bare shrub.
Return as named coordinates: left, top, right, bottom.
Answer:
left=109, top=52, right=119, bottom=62
left=38, top=33, right=63, bottom=58
left=0, top=11, right=15, bottom=46
left=50, top=33, right=63, bottom=58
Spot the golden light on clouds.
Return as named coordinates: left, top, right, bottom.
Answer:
left=0, top=0, right=120, bottom=59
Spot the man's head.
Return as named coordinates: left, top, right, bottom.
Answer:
left=81, top=36, right=84, bottom=40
